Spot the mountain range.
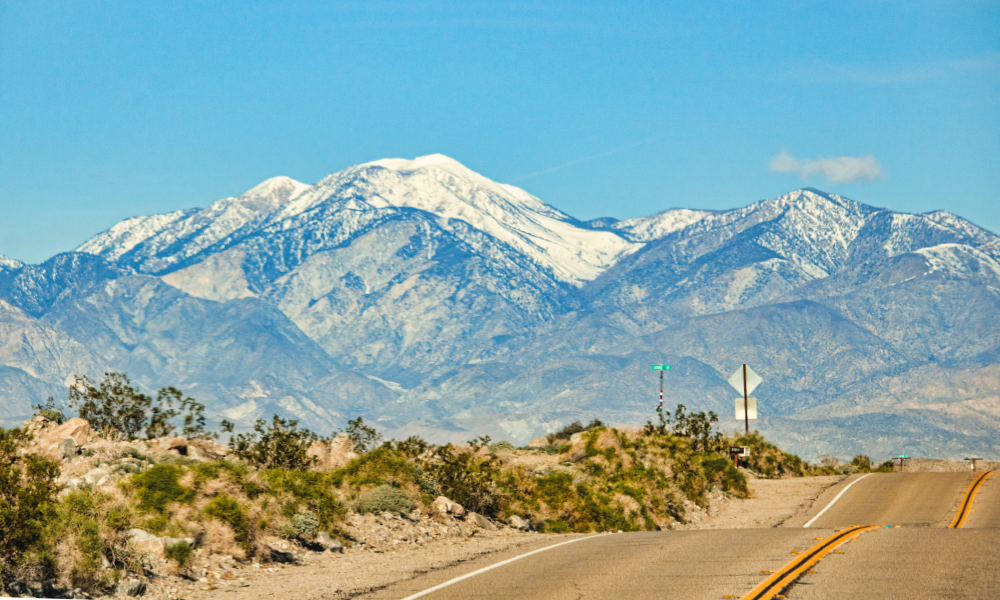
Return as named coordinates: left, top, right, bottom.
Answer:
left=2, top=154, right=998, bottom=460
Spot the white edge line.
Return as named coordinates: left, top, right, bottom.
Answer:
left=804, top=473, right=873, bottom=528
left=399, top=533, right=604, bottom=600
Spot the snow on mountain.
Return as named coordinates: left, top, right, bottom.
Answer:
left=612, top=208, right=715, bottom=242
left=260, top=154, right=638, bottom=285
left=915, top=244, right=1000, bottom=279
left=77, top=176, right=309, bottom=273
left=0, top=254, right=23, bottom=271
left=77, top=209, right=195, bottom=261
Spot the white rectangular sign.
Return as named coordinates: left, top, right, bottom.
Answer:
left=735, top=397, right=757, bottom=420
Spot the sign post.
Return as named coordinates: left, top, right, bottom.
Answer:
left=965, top=457, right=983, bottom=471
left=652, top=365, right=670, bottom=410
left=893, top=455, right=910, bottom=472
left=728, top=364, right=762, bottom=434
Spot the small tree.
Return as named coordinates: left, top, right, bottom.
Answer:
left=225, top=415, right=319, bottom=470
left=68, top=373, right=151, bottom=440
left=0, top=428, right=61, bottom=579
left=31, top=397, right=66, bottom=424
left=345, top=417, right=382, bottom=454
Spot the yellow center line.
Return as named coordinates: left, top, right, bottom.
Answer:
left=740, top=525, right=875, bottom=600
left=949, top=470, right=995, bottom=528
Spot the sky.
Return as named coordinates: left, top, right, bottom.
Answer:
left=1, top=1, right=998, bottom=264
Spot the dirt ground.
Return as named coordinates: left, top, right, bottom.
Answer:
left=148, top=474, right=847, bottom=600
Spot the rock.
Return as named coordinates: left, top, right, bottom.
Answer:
left=45, top=417, right=91, bottom=447
left=314, top=532, right=344, bottom=553
left=5, top=581, right=28, bottom=597
left=433, top=496, right=465, bottom=517
left=83, top=468, right=110, bottom=486
left=307, top=432, right=359, bottom=471
left=465, top=512, right=497, bottom=530
left=160, top=437, right=188, bottom=455
left=268, top=545, right=296, bottom=564
left=119, top=578, right=147, bottom=597
left=507, top=515, right=531, bottom=530
left=569, top=432, right=584, bottom=443
left=128, top=529, right=166, bottom=555
left=46, top=436, right=78, bottom=460
left=527, top=437, right=549, bottom=447
left=566, top=445, right=586, bottom=463
left=186, top=445, right=204, bottom=461
left=163, top=537, right=192, bottom=549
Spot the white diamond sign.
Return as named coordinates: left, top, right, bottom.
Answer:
left=728, top=365, right=762, bottom=395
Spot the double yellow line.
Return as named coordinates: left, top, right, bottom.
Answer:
left=949, top=470, right=995, bottom=529
left=740, top=525, right=874, bottom=600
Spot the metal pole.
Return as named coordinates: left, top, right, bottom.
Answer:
left=659, top=370, right=663, bottom=409
left=743, top=363, right=749, bottom=435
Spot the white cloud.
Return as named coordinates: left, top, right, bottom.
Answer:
left=769, top=151, right=883, bottom=183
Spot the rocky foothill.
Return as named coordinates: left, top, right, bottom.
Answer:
left=5, top=415, right=545, bottom=600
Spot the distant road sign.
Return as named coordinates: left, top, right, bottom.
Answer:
left=728, top=365, right=762, bottom=395
left=651, top=365, right=671, bottom=371
left=735, top=398, right=757, bottom=420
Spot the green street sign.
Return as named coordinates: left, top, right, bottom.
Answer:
left=651, top=365, right=671, bottom=371
left=898, top=455, right=908, bottom=459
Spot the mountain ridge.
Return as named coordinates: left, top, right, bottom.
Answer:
left=0, top=154, right=996, bottom=460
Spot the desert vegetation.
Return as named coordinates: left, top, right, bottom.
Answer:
left=0, top=371, right=831, bottom=597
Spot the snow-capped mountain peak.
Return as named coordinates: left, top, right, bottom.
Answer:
left=0, top=253, right=24, bottom=271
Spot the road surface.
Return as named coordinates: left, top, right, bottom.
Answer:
left=358, top=471, right=1000, bottom=599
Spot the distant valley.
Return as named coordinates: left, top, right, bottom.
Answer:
left=2, top=154, right=998, bottom=460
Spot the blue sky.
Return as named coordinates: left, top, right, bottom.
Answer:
left=1, top=1, right=997, bottom=263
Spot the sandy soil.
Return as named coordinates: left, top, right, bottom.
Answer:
left=151, top=474, right=846, bottom=600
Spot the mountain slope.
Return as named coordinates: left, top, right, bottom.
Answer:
left=0, top=155, right=993, bottom=459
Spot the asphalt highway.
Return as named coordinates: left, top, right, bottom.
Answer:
left=359, top=471, right=1000, bottom=600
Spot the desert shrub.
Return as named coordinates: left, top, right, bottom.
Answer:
left=225, top=415, right=319, bottom=470
left=345, top=417, right=383, bottom=454
left=290, top=511, right=319, bottom=538
left=490, top=441, right=516, bottom=454
left=547, top=419, right=604, bottom=444
left=541, top=518, right=570, bottom=533
left=204, top=495, right=251, bottom=549
left=31, top=397, right=66, bottom=425
left=164, top=540, right=193, bottom=569
left=340, top=445, right=420, bottom=487
left=644, top=405, right=721, bottom=452
left=0, top=428, right=61, bottom=580
left=263, top=469, right=345, bottom=529
left=132, top=465, right=193, bottom=514
left=420, top=439, right=505, bottom=518
left=735, top=432, right=809, bottom=478
left=534, top=472, right=573, bottom=508
left=67, top=372, right=205, bottom=442
left=388, top=436, right=430, bottom=459
left=720, top=464, right=748, bottom=495
left=356, top=485, right=415, bottom=515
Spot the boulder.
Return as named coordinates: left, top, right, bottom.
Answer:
left=119, top=579, right=147, bottom=597
left=432, top=496, right=466, bottom=517
left=128, top=529, right=165, bottom=555
left=465, top=512, right=497, bottom=530
left=507, top=515, right=531, bottom=531
left=314, top=532, right=344, bottom=553
left=161, top=437, right=187, bottom=455
left=82, top=468, right=111, bottom=486
left=268, top=545, right=296, bottom=564
left=527, top=437, right=549, bottom=447
left=569, top=432, right=584, bottom=443
left=565, top=445, right=586, bottom=463
left=307, top=433, right=359, bottom=471
left=46, top=417, right=91, bottom=447
left=46, top=437, right=78, bottom=460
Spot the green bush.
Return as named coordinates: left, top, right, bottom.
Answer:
left=0, top=427, right=61, bottom=579
left=132, top=465, right=193, bottom=514
left=225, top=415, right=319, bottom=470
left=32, top=397, right=66, bottom=425
left=420, top=440, right=505, bottom=518
left=204, top=495, right=251, bottom=548
left=345, top=417, right=383, bottom=454
left=490, top=441, right=516, bottom=454
left=291, top=511, right=319, bottom=538
left=164, top=540, right=193, bottom=569
left=263, top=469, right=345, bottom=528
left=356, top=485, right=415, bottom=515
